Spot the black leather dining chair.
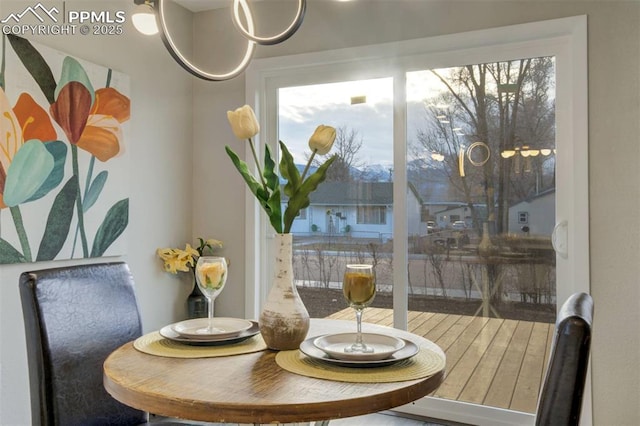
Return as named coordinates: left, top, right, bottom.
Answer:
left=535, top=292, right=593, bottom=426
left=19, top=262, right=194, bottom=426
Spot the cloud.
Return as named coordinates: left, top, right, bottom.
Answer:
left=279, top=79, right=394, bottom=166
left=277, top=72, right=453, bottom=167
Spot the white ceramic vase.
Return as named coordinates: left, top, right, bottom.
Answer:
left=259, top=233, right=310, bottom=350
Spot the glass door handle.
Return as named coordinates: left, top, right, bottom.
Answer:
left=552, top=220, right=569, bottom=258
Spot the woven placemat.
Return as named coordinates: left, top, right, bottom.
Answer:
left=133, top=331, right=267, bottom=358
left=275, top=347, right=445, bottom=383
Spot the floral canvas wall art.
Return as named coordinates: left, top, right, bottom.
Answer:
left=0, top=34, right=130, bottom=263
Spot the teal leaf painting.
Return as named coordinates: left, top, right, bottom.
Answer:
left=0, top=238, right=27, bottom=263
left=3, top=140, right=55, bottom=207
left=90, top=199, right=129, bottom=257
left=36, top=177, right=78, bottom=261
left=83, top=171, right=108, bottom=212
left=26, top=141, right=67, bottom=203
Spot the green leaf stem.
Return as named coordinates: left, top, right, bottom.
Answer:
left=283, top=154, right=337, bottom=233
left=83, top=170, right=108, bottom=212
left=263, top=144, right=282, bottom=233
left=279, top=142, right=301, bottom=197
left=225, top=146, right=270, bottom=204
left=263, top=144, right=279, bottom=192
left=9, top=206, right=31, bottom=262
left=226, top=145, right=283, bottom=232
left=37, top=176, right=78, bottom=261
left=0, top=238, right=26, bottom=263
left=71, top=145, right=89, bottom=257
left=227, top=140, right=336, bottom=235
left=90, top=198, right=129, bottom=257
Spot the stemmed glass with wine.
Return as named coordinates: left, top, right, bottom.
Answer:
left=195, top=256, right=228, bottom=334
left=342, top=264, right=376, bottom=353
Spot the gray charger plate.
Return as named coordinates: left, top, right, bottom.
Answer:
left=160, top=320, right=260, bottom=346
left=299, top=334, right=418, bottom=368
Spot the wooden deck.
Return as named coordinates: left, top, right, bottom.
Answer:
left=326, top=307, right=554, bottom=414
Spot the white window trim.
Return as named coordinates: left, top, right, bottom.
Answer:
left=244, top=15, right=589, bottom=426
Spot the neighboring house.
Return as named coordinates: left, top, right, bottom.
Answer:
left=422, top=202, right=487, bottom=230
left=507, top=188, right=555, bottom=236
left=285, top=182, right=423, bottom=238
left=424, top=188, right=555, bottom=236
left=424, top=202, right=473, bottom=229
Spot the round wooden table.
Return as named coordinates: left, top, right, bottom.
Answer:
left=103, top=318, right=445, bottom=424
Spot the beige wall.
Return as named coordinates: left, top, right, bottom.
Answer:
left=193, top=1, right=640, bottom=425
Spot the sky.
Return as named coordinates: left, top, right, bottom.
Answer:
left=278, top=77, right=394, bottom=167
left=277, top=72, right=447, bottom=168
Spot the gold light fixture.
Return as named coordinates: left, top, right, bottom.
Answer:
left=431, top=152, right=445, bottom=162
left=500, top=149, right=516, bottom=158
left=501, top=146, right=554, bottom=159
left=458, top=146, right=466, bottom=177
left=133, top=0, right=306, bottom=81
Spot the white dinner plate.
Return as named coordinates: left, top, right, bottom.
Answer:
left=160, top=321, right=260, bottom=346
left=313, top=333, right=406, bottom=361
left=300, top=335, right=418, bottom=368
left=171, top=317, right=253, bottom=339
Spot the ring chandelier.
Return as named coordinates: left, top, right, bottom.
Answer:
left=135, top=0, right=307, bottom=81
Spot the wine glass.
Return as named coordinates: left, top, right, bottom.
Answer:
left=195, top=256, right=228, bottom=334
left=342, top=264, right=376, bottom=353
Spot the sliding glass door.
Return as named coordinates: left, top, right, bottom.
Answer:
left=405, top=59, right=557, bottom=414
left=246, top=17, right=588, bottom=425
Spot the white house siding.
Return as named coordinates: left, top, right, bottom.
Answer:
left=508, top=190, right=555, bottom=236
left=434, top=206, right=474, bottom=229
left=285, top=183, right=419, bottom=239
left=309, top=205, right=393, bottom=239
left=288, top=209, right=312, bottom=234
left=406, top=187, right=422, bottom=236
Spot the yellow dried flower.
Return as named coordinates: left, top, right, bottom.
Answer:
left=156, top=238, right=224, bottom=276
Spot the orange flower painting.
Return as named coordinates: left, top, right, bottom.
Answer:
left=0, top=35, right=130, bottom=263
